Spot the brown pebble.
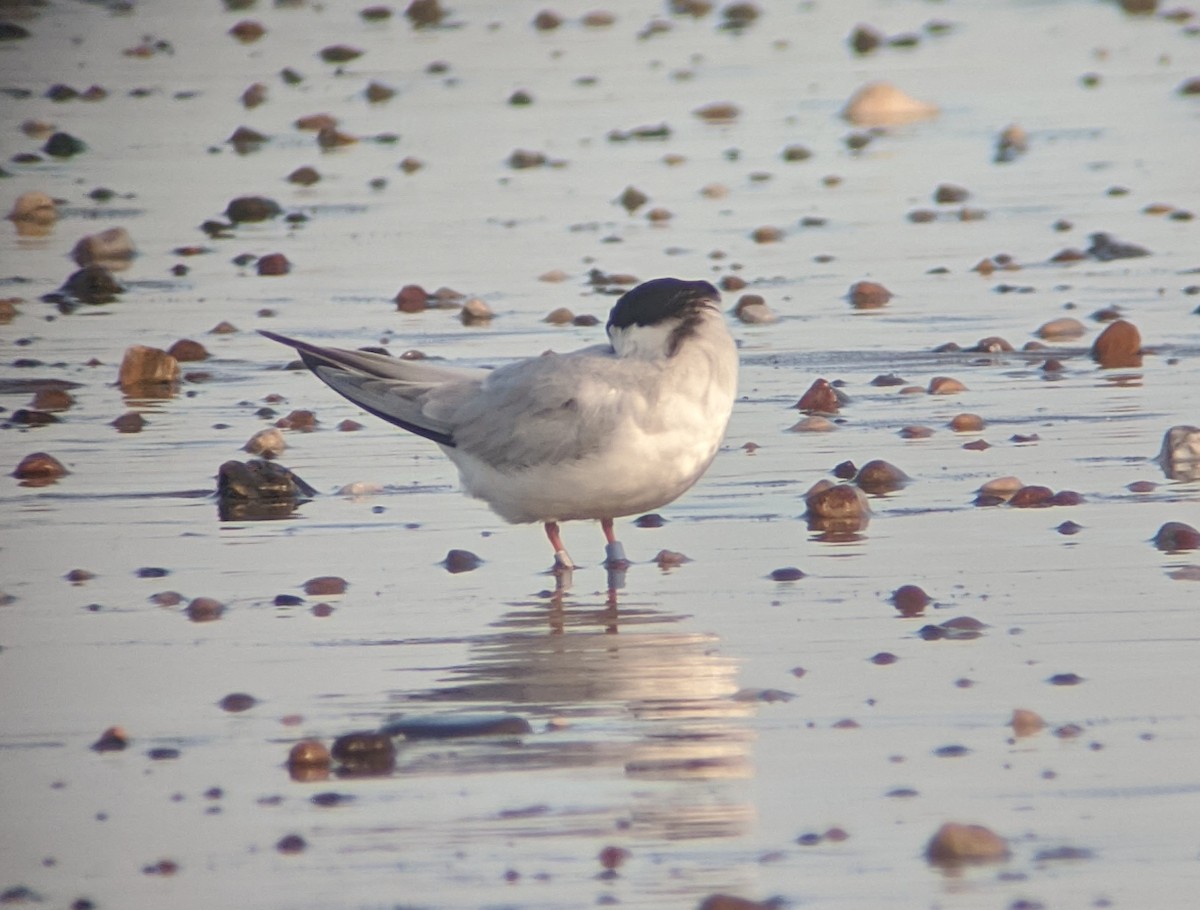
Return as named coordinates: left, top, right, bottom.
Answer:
left=618, top=186, right=648, bottom=213
left=934, top=183, right=969, bottom=204
left=241, top=82, right=267, bottom=108
left=1037, top=317, right=1087, bottom=340
left=209, top=321, right=238, bottom=334
left=1011, top=708, right=1045, bottom=737
left=891, top=584, right=930, bottom=617
left=972, top=336, right=1013, bottom=353
left=855, top=459, right=908, bottom=493
left=32, top=389, right=73, bottom=411
left=789, top=416, right=836, bottom=433
left=460, top=298, right=494, bottom=324
left=304, top=576, right=347, bottom=596
left=91, top=725, right=128, bottom=752
left=928, top=376, right=967, bottom=395
left=949, top=413, right=984, bottom=432
left=66, top=568, right=95, bottom=583
left=185, top=597, right=225, bottom=622
left=805, top=481, right=870, bottom=521
left=1090, top=319, right=1142, bottom=368
left=71, top=227, right=136, bottom=269
left=295, top=112, right=337, bottom=132
left=598, top=845, right=630, bottom=871
left=1009, top=485, right=1054, bottom=508
left=288, top=166, right=321, bottom=186
left=693, top=101, right=740, bottom=122
left=13, top=452, right=69, bottom=480
left=111, top=411, right=147, bottom=433
left=229, top=19, right=265, bottom=42
left=544, top=307, right=574, bottom=325
left=320, top=44, right=362, bottom=63
left=244, top=428, right=285, bottom=458
left=1153, top=521, right=1200, bottom=551
left=444, top=549, right=482, bottom=573
left=7, top=190, right=58, bottom=234
left=697, top=896, right=775, bottom=910
left=63, top=264, right=123, bottom=302
left=275, top=409, right=317, bottom=431
left=795, top=378, right=840, bottom=413
left=406, top=0, right=447, bottom=27
left=751, top=225, right=784, bottom=243
left=225, top=196, right=281, bottom=223
left=926, top=822, right=1010, bottom=865
left=218, top=692, right=257, bottom=712
left=732, top=294, right=777, bottom=324
left=395, top=284, right=429, bottom=312
left=168, top=339, right=208, bottom=361
left=276, top=834, right=306, bottom=854
left=899, top=425, right=933, bottom=439
left=288, top=739, right=331, bottom=770
left=118, top=345, right=180, bottom=390
left=331, top=731, right=396, bottom=774
left=337, top=419, right=363, bottom=432
left=257, top=253, right=291, bottom=276
left=847, top=280, right=891, bottom=309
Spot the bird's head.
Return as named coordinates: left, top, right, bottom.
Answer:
left=606, top=278, right=723, bottom=359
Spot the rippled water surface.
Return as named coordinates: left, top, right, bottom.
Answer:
left=2, top=1, right=1200, bottom=908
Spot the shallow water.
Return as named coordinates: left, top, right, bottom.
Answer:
left=2, top=1, right=1200, bottom=908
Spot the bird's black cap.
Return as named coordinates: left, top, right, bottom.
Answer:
left=606, top=278, right=721, bottom=332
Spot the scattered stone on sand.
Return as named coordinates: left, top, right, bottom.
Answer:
left=806, top=480, right=870, bottom=520
left=532, top=9, right=563, bottom=30
left=508, top=148, right=549, bottom=169
left=118, top=345, right=180, bottom=390
left=225, top=195, right=281, bottom=224
left=91, top=726, right=129, bottom=752
left=795, top=378, right=841, bottom=413
left=842, top=81, right=938, bottom=126
left=6, top=190, right=57, bottom=235
left=847, top=280, right=891, bottom=309
left=1008, top=485, right=1055, bottom=507
left=218, top=692, right=257, bottom=712
left=770, top=566, right=805, bottom=582
left=275, top=409, right=317, bottom=431
left=1048, top=672, right=1084, bottom=686
left=244, top=428, right=286, bottom=458
left=295, top=112, right=337, bottom=132
left=934, top=183, right=969, bottom=204
left=732, top=294, right=777, bottom=323
left=926, top=823, right=1010, bottom=865
left=899, top=425, right=933, bottom=438
left=406, top=0, right=448, bottom=27
left=319, top=44, right=363, bottom=63
left=544, top=306, right=575, bottom=324
left=395, top=284, right=429, bottom=312
left=71, top=227, right=136, bottom=270
left=1156, top=426, right=1200, bottom=481
left=111, top=411, right=147, bottom=433
left=919, top=616, right=986, bottom=641
left=216, top=459, right=317, bottom=520
left=331, top=731, right=396, bottom=775
left=750, top=225, right=784, bottom=243
left=891, top=584, right=930, bottom=616
left=366, top=80, right=396, bottom=103
left=32, top=388, right=73, bottom=411
left=276, top=834, right=306, bottom=855
left=443, top=549, right=482, bottom=573
left=789, top=415, right=836, bottom=432
left=1087, top=232, right=1149, bottom=261
left=228, top=126, right=268, bottom=151
left=927, top=376, right=967, bottom=395
left=304, top=576, right=347, bottom=596
left=316, top=126, right=357, bottom=148
left=949, top=413, right=984, bottom=432
left=256, top=253, right=290, bottom=276
left=288, top=739, right=331, bottom=772
left=693, top=101, right=740, bottom=122
left=62, top=264, right=124, bottom=303
left=12, top=451, right=68, bottom=481
left=972, top=336, right=1014, bottom=353
left=697, top=895, right=776, bottom=910
left=618, top=185, right=648, bottom=213
left=167, top=339, right=208, bottom=362
left=241, top=82, right=267, bottom=108
left=1090, top=319, right=1142, bottom=368
left=185, top=597, right=224, bottom=622
left=1037, top=316, right=1087, bottom=340
left=848, top=23, right=884, bottom=54
left=855, top=459, right=908, bottom=494
left=654, top=549, right=689, bottom=569
left=43, top=131, right=86, bottom=157
left=1153, top=521, right=1200, bottom=551
left=229, top=19, right=265, bottom=42
left=781, top=143, right=812, bottom=161
left=1011, top=708, right=1046, bottom=737
left=382, top=713, right=532, bottom=739
left=460, top=297, right=494, bottom=324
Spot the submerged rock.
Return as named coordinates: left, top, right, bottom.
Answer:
left=1155, top=426, right=1200, bottom=482
left=119, top=345, right=180, bottom=391
left=216, top=459, right=316, bottom=520
left=842, top=81, right=938, bottom=126
left=926, top=822, right=1010, bottom=865
left=71, top=227, right=136, bottom=269
left=1090, top=319, right=1142, bottom=368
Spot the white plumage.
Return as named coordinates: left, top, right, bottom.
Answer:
left=261, top=277, right=738, bottom=573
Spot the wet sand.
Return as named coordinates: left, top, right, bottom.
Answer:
left=2, top=1, right=1199, bottom=908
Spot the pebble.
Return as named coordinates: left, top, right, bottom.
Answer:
left=769, top=567, right=806, bottom=582
left=91, top=726, right=128, bottom=752
left=697, top=896, right=775, bottom=910
left=44, top=131, right=86, bottom=157
left=244, top=428, right=286, bottom=458
left=842, top=81, right=938, bottom=126
left=732, top=294, right=777, bottom=324
left=994, top=123, right=1028, bottom=163
left=276, top=834, right=306, bottom=855
left=62, top=264, right=123, bottom=303
left=12, top=452, right=68, bottom=481
left=795, top=378, right=840, bottom=413
left=111, top=412, right=146, bottom=433
left=1156, top=426, right=1200, bottom=480
left=304, top=576, right=347, bottom=596
left=443, top=549, right=482, bottom=573
left=855, top=459, right=908, bottom=493
left=805, top=481, right=870, bottom=521
left=32, top=389, right=73, bottom=411
left=1090, top=319, right=1142, bottom=368
left=927, top=376, right=967, bottom=395
left=225, top=196, right=281, bottom=223
left=185, top=597, right=224, bottom=622
left=1009, top=485, right=1054, bottom=508
left=218, top=692, right=257, bottom=712
left=118, top=346, right=180, bottom=390
left=406, top=0, right=447, bottom=27
left=395, top=284, right=429, bottom=312
left=847, top=280, right=891, bottom=309
left=1037, top=317, right=1087, bottom=340
left=789, top=415, right=836, bottom=432
left=693, top=101, right=740, bottom=122
left=168, top=339, right=208, bottom=362
left=1087, top=232, right=1149, bottom=261
left=926, top=823, right=1010, bottom=864
left=257, top=253, right=291, bottom=276
left=460, top=298, right=494, bottom=324
left=382, top=713, right=532, bottom=739
left=891, top=584, right=930, bottom=616
left=949, top=413, right=984, bottom=432
left=287, top=739, right=331, bottom=773
left=331, top=731, right=396, bottom=774
left=1048, top=672, right=1084, bottom=686
left=1153, top=521, right=1200, bottom=551
left=654, top=549, right=689, bottom=569
left=934, top=183, right=969, bottom=204
left=275, top=409, right=317, bottom=431
left=1011, top=708, right=1045, bottom=737
left=71, top=227, right=135, bottom=269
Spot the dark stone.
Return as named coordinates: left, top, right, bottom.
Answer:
left=382, top=713, right=533, bottom=740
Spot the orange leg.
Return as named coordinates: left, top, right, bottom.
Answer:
left=544, top=521, right=574, bottom=570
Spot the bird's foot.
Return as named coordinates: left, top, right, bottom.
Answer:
left=553, top=549, right=575, bottom=571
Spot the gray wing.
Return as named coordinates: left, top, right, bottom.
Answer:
left=449, top=345, right=642, bottom=469
left=260, top=330, right=488, bottom=446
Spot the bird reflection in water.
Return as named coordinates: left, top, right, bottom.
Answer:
left=390, top=583, right=756, bottom=842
